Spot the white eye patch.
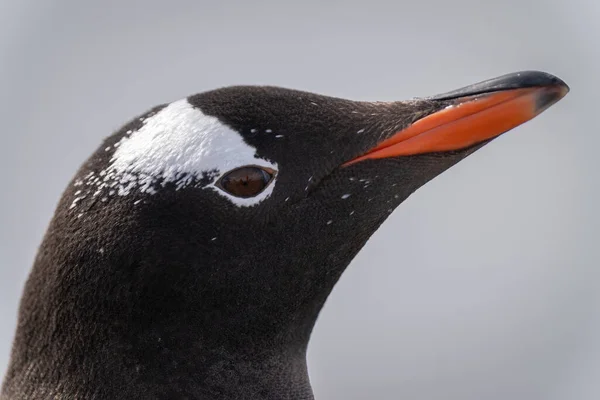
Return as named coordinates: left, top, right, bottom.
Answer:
left=98, top=99, right=278, bottom=207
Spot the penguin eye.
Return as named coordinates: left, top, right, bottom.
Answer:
left=217, top=166, right=275, bottom=198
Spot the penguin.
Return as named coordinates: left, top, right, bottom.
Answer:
left=1, top=71, right=568, bottom=400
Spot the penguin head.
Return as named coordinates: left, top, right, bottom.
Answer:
left=51, top=71, right=568, bottom=347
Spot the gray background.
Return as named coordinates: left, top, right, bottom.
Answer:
left=0, top=1, right=598, bottom=399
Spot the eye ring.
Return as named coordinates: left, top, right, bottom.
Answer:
left=215, top=165, right=277, bottom=198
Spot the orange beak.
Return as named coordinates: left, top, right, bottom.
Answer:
left=343, top=73, right=569, bottom=166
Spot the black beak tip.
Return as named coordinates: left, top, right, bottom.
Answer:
left=534, top=82, right=570, bottom=113
left=430, top=70, right=570, bottom=101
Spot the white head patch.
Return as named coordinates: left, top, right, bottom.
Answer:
left=73, top=99, right=278, bottom=208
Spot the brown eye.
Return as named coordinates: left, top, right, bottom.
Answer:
left=217, top=166, right=275, bottom=198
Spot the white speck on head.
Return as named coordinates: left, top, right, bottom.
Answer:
left=326, top=220, right=333, bottom=225
left=102, top=99, right=277, bottom=207
left=357, top=129, right=365, bottom=134
left=77, top=213, right=83, bottom=218
left=69, top=196, right=86, bottom=209
left=98, top=248, right=105, bottom=254
left=211, top=237, right=217, bottom=241
left=351, top=111, right=359, bottom=114
left=275, top=135, right=284, bottom=138
left=250, top=128, right=257, bottom=133
left=265, top=129, right=272, bottom=133
left=285, top=197, right=290, bottom=202
left=310, top=102, right=318, bottom=106
left=349, top=177, right=355, bottom=181
left=350, top=211, right=355, bottom=216
left=133, top=199, right=142, bottom=205
left=105, top=147, right=111, bottom=152
left=341, top=194, right=351, bottom=199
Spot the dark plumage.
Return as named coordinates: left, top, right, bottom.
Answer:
left=1, top=71, right=568, bottom=399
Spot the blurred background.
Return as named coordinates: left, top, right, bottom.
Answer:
left=0, top=1, right=598, bottom=399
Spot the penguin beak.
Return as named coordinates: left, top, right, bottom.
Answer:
left=343, top=71, right=569, bottom=166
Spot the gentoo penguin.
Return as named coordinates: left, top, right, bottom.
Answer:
left=1, top=71, right=568, bottom=400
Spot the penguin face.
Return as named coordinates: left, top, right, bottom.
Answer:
left=57, top=71, right=567, bottom=344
